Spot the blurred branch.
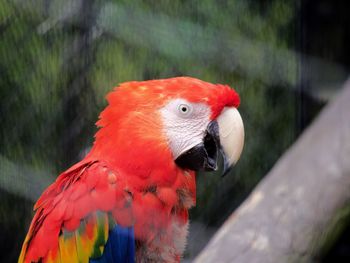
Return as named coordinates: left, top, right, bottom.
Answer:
left=0, top=155, right=54, bottom=202
left=194, top=78, right=350, bottom=262
left=36, top=0, right=83, bottom=34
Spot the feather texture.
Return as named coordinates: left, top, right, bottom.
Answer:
left=90, top=223, right=135, bottom=263
left=18, top=161, right=134, bottom=263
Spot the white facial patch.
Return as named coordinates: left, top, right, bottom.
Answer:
left=160, top=99, right=211, bottom=160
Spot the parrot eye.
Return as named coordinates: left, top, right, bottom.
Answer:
left=178, top=103, right=193, bottom=117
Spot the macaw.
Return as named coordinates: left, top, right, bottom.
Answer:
left=18, top=77, right=244, bottom=263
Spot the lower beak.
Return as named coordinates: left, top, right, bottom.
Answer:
left=175, top=107, right=244, bottom=175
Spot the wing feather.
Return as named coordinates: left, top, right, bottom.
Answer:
left=58, top=230, right=79, bottom=262
left=18, top=161, right=135, bottom=263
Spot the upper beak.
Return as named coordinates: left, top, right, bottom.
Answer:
left=217, top=107, right=245, bottom=176
left=175, top=107, right=244, bottom=175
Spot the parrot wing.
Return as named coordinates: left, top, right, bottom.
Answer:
left=19, top=160, right=135, bottom=263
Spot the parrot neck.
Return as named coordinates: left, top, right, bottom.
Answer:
left=87, top=140, right=195, bottom=193
left=86, top=144, right=197, bottom=212
left=87, top=113, right=197, bottom=203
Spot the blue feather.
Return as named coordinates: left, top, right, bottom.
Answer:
left=90, top=225, right=135, bottom=263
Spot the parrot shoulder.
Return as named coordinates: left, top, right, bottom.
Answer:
left=19, top=160, right=135, bottom=263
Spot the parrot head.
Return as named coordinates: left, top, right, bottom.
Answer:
left=91, top=77, right=244, bottom=183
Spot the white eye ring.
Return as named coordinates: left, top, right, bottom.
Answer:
left=178, top=103, right=192, bottom=117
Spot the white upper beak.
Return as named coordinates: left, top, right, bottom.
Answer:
left=217, top=107, right=245, bottom=169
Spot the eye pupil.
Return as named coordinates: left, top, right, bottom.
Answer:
left=178, top=103, right=191, bottom=116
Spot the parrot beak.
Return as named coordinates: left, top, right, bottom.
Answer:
left=217, top=107, right=244, bottom=176
left=175, top=107, right=244, bottom=175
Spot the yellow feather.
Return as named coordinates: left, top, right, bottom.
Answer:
left=75, top=212, right=109, bottom=261
left=44, top=248, right=61, bottom=263
left=59, top=231, right=79, bottom=263
left=75, top=217, right=97, bottom=262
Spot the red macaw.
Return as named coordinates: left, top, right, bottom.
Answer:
left=18, top=77, right=244, bottom=263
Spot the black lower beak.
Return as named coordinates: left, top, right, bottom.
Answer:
left=175, top=121, right=222, bottom=172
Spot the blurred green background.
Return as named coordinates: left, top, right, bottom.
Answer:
left=0, top=0, right=349, bottom=262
